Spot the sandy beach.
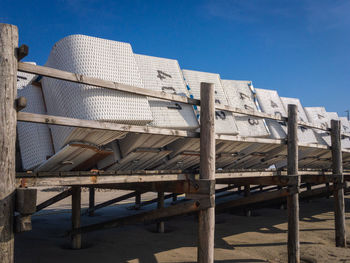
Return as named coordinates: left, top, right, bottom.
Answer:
left=14, top=188, right=350, bottom=263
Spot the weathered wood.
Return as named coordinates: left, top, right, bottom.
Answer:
left=287, top=104, right=300, bottom=263
left=157, top=192, right=165, bottom=233
left=18, top=112, right=198, bottom=138
left=216, top=188, right=291, bottom=211
left=16, top=44, right=28, bottom=61
left=88, top=187, right=95, bottom=216
left=15, top=96, right=27, bottom=112
left=244, top=185, right=251, bottom=217
left=216, top=175, right=298, bottom=186
left=85, top=191, right=140, bottom=214
left=90, top=180, right=215, bottom=195
left=15, top=188, right=37, bottom=214
left=36, top=188, right=73, bottom=212
left=71, top=186, right=81, bottom=249
left=14, top=215, right=32, bottom=233
left=0, top=23, right=18, bottom=263
left=69, top=198, right=213, bottom=235
left=331, top=119, right=346, bottom=247
left=198, top=82, right=215, bottom=263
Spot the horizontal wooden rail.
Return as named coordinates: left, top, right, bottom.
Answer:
left=17, top=112, right=199, bottom=138
left=18, top=62, right=336, bottom=131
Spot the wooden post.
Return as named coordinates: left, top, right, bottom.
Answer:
left=287, top=104, right=300, bottom=263
left=71, top=186, right=81, bottom=249
left=244, top=185, right=251, bottom=217
left=157, top=192, right=165, bottom=233
left=331, top=119, right=346, bottom=247
left=172, top=193, right=177, bottom=202
left=0, top=23, right=18, bottom=263
left=198, top=82, right=215, bottom=263
left=135, top=191, right=141, bottom=209
left=88, top=186, right=95, bottom=216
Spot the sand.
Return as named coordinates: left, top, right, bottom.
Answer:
left=14, top=188, right=350, bottom=263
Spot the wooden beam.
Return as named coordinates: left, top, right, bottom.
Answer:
left=88, top=187, right=95, bottom=216
left=71, top=186, right=81, bottom=249
left=90, top=179, right=215, bottom=195
left=216, top=175, right=298, bottom=186
left=198, top=82, right=215, bottom=263
left=157, top=192, right=165, bottom=233
left=36, top=188, right=73, bottom=212
left=18, top=111, right=198, bottom=138
left=15, top=188, right=37, bottom=214
left=287, top=104, right=300, bottom=263
left=331, top=119, right=346, bottom=247
left=69, top=198, right=213, bottom=236
left=216, top=188, right=291, bottom=211
left=0, top=23, right=18, bottom=263
left=85, top=191, right=141, bottom=215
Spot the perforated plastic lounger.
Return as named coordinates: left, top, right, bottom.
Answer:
left=304, top=107, right=331, bottom=145
left=280, top=97, right=318, bottom=144
left=254, top=88, right=287, bottom=139
left=221, top=79, right=269, bottom=138
left=17, top=63, right=54, bottom=170
left=41, top=35, right=153, bottom=152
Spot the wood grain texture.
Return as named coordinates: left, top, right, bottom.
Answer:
left=198, top=83, right=215, bottom=263
left=0, top=23, right=18, bottom=263
left=287, top=104, right=300, bottom=263
left=331, top=120, right=346, bottom=247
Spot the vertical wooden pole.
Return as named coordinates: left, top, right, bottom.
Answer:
left=71, top=186, right=81, bottom=249
left=172, top=193, right=177, bottom=202
left=135, top=191, right=141, bottom=209
left=157, top=191, right=165, bottom=233
left=0, top=23, right=18, bottom=263
left=287, top=104, right=300, bottom=263
left=331, top=119, right=346, bottom=247
left=88, top=186, right=95, bottom=216
left=244, top=185, right=251, bottom=217
left=198, top=82, right=215, bottom=263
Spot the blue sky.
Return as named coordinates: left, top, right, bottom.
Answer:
left=2, top=0, right=349, bottom=116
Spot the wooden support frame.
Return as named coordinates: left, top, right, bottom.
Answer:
left=331, top=120, right=346, bottom=247
left=0, top=23, right=18, bottom=263
left=36, top=187, right=72, bottom=212
left=69, top=198, right=213, bottom=236
left=88, top=187, right=95, bottom=216
left=198, top=83, right=215, bottom=263
left=287, top=104, right=300, bottom=263
left=85, top=191, right=142, bottom=215
left=157, top=192, right=165, bottom=233
left=71, top=186, right=81, bottom=249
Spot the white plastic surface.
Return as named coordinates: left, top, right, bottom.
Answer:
left=280, top=97, right=318, bottom=144
left=182, top=69, right=239, bottom=135
left=17, top=63, right=55, bottom=170
left=135, top=54, right=198, bottom=129
left=304, top=107, right=331, bottom=145
left=255, top=88, right=287, bottom=139
left=41, top=34, right=153, bottom=151
left=221, top=79, right=269, bottom=137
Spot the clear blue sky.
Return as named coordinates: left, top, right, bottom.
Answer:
left=2, top=0, right=349, bottom=116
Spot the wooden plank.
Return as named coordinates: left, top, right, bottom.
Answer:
left=216, top=175, right=298, bottom=186
left=216, top=188, right=290, bottom=211
left=18, top=62, right=200, bottom=106
left=69, top=198, right=213, bottom=236
left=71, top=186, right=81, bottom=249
left=90, top=180, right=215, bottom=195
left=36, top=188, right=72, bottom=212
left=0, top=23, right=18, bottom=263
left=287, top=104, right=300, bottom=263
left=331, top=120, right=346, bottom=247
left=18, top=112, right=198, bottom=138
left=198, top=82, right=215, bottom=263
